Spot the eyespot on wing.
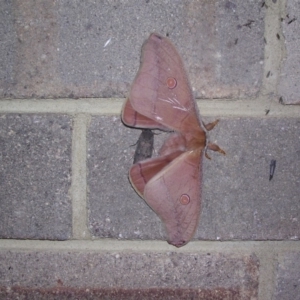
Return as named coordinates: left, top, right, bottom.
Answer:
left=167, top=77, right=177, bottom=89
left=179, top=194, right=190, bottom=205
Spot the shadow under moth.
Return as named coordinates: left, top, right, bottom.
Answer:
left=121, top=33, right=225, bottom=247
left=133, top=129, right=154, bottom=164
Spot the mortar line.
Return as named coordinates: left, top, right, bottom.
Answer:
left=256, top=245, right=278, bottom=300
left=260, top=0, right=284, bottom=100
left=71, top=113, right=91, bottom=239
left=258, top=3, right=287, bottom=298
left=0, top=239, right=299, bottom=253
left=0, top=98, right=299, bottom=117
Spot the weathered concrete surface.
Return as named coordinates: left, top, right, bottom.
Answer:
left=274, top=252, right=300, bottom=300
left=0, top=288, right=252, bottom=300
left=0, top=114, right=72, bottom=239
left=88, top=116, right=300, bottom=241
left=0, top=0, right=264, bottom=99
left=0, top=250, right=259, bottom=299
left=278, top=0, right=300, bottom=104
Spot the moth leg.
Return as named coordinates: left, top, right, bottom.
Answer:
left=204, top=119, right=219, bottom=131
left=205, top=143, right=226, bottom=159
left=205, top=152, right=212, bottom=160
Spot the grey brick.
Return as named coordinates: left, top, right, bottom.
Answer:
left=87, top=116, right=152, bottom=239
left=278, top=0, right=300, bottom=104
left=201, top=117, right=300, bottom=240
left=1, top=0, right=264, bottom=99
left=213, top=0, right=265, bottom=98
left=274, top=252, right=300, bottom=300
left=0, top=114, right=72, bottom=239
left=0, top=0, right=17, bottom=89
left=0, top=250, right=259, bottom=299
left=88, top=116, right=300, bottom=241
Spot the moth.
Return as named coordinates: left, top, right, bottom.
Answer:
left=269, top=159, right=276, bottom=181
left=122, top=33, right=225, bottom=247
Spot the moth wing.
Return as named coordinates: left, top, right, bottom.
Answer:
left=129, top=150, right=184, bottom=197
left=129, top=33, right=203, bottom=134
left=158, top=132, right=187, bottom=156
left=143, top=150, right=203, bottom=247
left=122, top=98, right=167, bottom=130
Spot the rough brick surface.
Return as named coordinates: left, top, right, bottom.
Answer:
left=0, top=250, right=259, bottom=299
left=0, top=0, right=16, bottom=91
left=0, top=288, right=253, bottom=300
left=278, top=0, right=300, bottom=104
left=0, top=114, right=72, bottom=239
left=0, top=0, right=264, bottom=99
left=88, top=116, right=300, bottom=241
left=274, top=252, right=300, bottom=300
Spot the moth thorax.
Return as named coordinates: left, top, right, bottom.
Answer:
left=186, top=134, right=206, bottom=151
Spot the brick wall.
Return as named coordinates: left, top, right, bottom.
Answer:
left=0, top=0, right=299, bottom=299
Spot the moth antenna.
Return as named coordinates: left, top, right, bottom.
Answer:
left=204, top=119, right=219, bottom=131
left=207, top=143, right=226, bottom=155
left=205, top=151, right=212, bottom=160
